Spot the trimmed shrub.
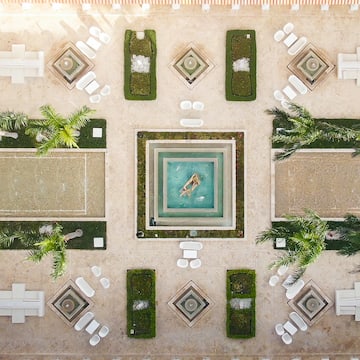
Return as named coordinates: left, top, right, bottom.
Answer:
left=124, top=30, right=157, bottom=100
left=226, top=269, right=256, bottom=338
left=226, top=30, right=256, bottom=101
left=127, top=269, right=156, bottom=338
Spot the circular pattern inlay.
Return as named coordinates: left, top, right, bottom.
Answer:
left=61, top=298, right=76, bottom=312
left=183, top=56, right=198, bottom=70
left=305, top=297, right=320, bottom=312
left=306, top=58, right=320, bottom=71
left=184, top=298, right=198, bottom=312
left=60, top=57, right=74, bottom=71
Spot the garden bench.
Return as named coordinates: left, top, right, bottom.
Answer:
left=75, top=277, right=95, bottom=297
left=74, top=311, right=94, bottom=331
left=289, top=311, right=308, bottom=331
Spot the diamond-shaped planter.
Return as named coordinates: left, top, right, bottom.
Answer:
left=168, top=280, right=214, bottom=327
left=169, top=43, right=214, bottom=89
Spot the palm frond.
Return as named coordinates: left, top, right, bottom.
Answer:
left=68, top=105, right=94, bottom=129
left=51, top=250, right=67, bottom=279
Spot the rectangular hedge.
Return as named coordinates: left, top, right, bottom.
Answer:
left=0, top=119, right=106, bottom=149
left=127, top=269, right=156, bottom=338
left=0, top=221, right=106, bottom=250
left=124, top=30, right=157, bottom=100
left=226, top=269, right=256, bottom=338
left=226, top=30, right=256, bottom=101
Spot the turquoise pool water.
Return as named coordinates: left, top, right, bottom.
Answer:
left=157, top=152, right=223, bottom=218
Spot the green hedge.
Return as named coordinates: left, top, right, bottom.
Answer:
left=127, top=269, right=156, bottom=338
left=136, top=131, right=245, bottom=239
left=0, top=119, right=106, bottom=149
left=124, top=30, right=157, bottom=100
left=226, top=30, right=256, bottom=101
left=226, top=269, right=256, bottom=338
left=0, top=221, right=106, bottom=250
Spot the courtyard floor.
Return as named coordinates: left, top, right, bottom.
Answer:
left=0, top=4, right=360, bottom=359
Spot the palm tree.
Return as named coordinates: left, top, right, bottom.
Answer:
left=0, top=224, right=83, bottom=280
left=0, top=111, right=28, bottom=139
left=25, top=105, right=95, bottom=156
left=256, top=209, right=328, bottom=284
left=267, top=103, right=360, bottom=161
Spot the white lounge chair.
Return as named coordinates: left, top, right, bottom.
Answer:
left=89, top=94, right=101, bottom=104
left=274, top=30, right=285, bottom=42
left=86, top=37, right=102, bottom=51
left=74, top=311, right=94, bottom=331
left=286, top=279, right=305, bottom=300
left=100, top=85, right=111, bottom=96
left=89, top=334, right=101, bottom=346
left=89, top=26, right=111, bottom=44
left=179, top=241, right=203, bottom=251
left=76, top=41, right=96, bottom=59
left=277, top=265, right=288, bottom=276
left=288, top=74, right=308, bottom=95
left=283, top=22, right=294, bottom=34
left=99, top=325, right=110, bottom=338
left=190, top=258, right=202, bottom=269
left=75, top=277, right=95, bottom=298
left=281, top=332, right=292, bottom=344
left=180, top=100, right=192, bottom=110
left=289, top=311, right=308, bottom=331
left=177, top=258, right=189, bottom=268
left=269, top=275, right=279, bottom=287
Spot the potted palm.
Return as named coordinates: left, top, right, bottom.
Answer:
left=256, top=209, right=328, bottom=284
left=25, top=104, right=95, bottom=156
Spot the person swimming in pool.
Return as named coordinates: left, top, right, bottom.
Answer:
left=180, top=173, right=201, bottom=197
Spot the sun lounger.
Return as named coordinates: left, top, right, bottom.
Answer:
left=74, top=311, right=94, bottom=331
left=75, top=277, right=95, bottom=298
left=286, top=279, right=305, bottom=299
left=288, top=75, right=308, bottom=94
left=289, top=311, right=308, bottom=331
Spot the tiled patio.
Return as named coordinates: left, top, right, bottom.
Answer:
left=0, top=3, right=360, bottom=359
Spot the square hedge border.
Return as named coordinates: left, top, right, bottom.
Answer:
left=0, top=221, right=106, bottom=250
left=226, top=269, right=256, bottom=338
left=124, top=30, right=157, bottom=100
left=0, top=119, right=106, bottom=149
left=226, top=30, right=257, bottom=101
left=127, top=269, right=156, bottom=338
left=136, top=131, right=245, bottom=239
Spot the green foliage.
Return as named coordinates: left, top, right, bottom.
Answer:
left=25, top=105, right=95, bottom=156
left=256, top=209, right=328, bottom=284
left=127, top=269, right=156, bottom=338
left=269, top=103, right=360, bottom=160
left=124, top=30, right=157, bottom=100
left=226, top=269, right=256, bottom=338
left=226, top=30, right=256, bottom=101
left=336, top=214, right=360, bottom=256
left=0, top=111, right=28, bottom=131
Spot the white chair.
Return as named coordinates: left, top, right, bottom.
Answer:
left=99, top=325, right=110, bottom=338
left=283, top=33, right=298, bottom=47
left=274, top=30, right=285, bottom=42
left=286, top=279, right=305, bottom=300
left=274, top=90, right=285, bottom=101
left=190, top=258, right=202, bottom=269
left=89, top=94, right=101, bottom=104
left=289, top=311, right=308, bottom=331
left=177, top=258, right=188, bottom=268
left=277, top=265, right=288, bottom=276
left=74, top=311, right=94, bottom=331
left=76, top=41, right=96, bottom=59
left=89, top=26, right=111, bottom=44
left=91, top=266, right=102, bottom=277
left=89, top=334, right=101, bottom=346
left=283, top=23, right=294, bottom=34
left=100, top=277, right=110, bottom=289
left=193, top=101, right=204, bottom=111
left=202, top=3, right=210, bottom=11
left=100, top=85, right=111, bottom=96
left=284, top=320, right=298, bottom=335
left=289, top=75, right=308, bottom=94
left=75, top=277, right=95, bottom=298
left=275, top=323, right=285, bottom=335
left=281, top=332, right=292, bottom=344
left=180, top=100, right=192, bottom=110
left=86, top=37, right=102, bottom=51
left=269, top=275, right=279, bottom=286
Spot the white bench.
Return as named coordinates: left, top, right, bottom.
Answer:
left=74, top=311, right=94, bottom=331
left=289, top=311, right=308, bottom=331
left=286, top=279, right=305, bottom=299
left=282, top=85, right=297, bottom=100
left=179, top=241, right=203, bottom=250
left=288, top=75, right=308, bottom=95
left=76, top=71, right=96, bottom=90
left=288, top=36, right=307, bottom=56
left=180, top=118, right=204, bottom=127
